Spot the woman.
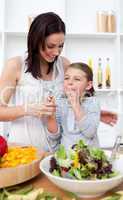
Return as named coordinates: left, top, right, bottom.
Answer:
left=0, top=12, right=117, bottom=150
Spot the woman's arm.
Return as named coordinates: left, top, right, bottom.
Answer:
left=100, top=110, right=118, bottom=126
left=0, top=57, right=26, bottom=121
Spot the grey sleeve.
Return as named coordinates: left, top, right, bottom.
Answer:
left=75, top=97, right=100, bottom=139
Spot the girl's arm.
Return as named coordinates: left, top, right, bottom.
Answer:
left=47, top=115, right=58, bottom=133
left=45, top=99, right=62, bottom=151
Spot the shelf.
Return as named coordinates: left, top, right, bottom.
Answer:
left=5, top=31, right=28, bottom=37
left=2, top=31, right=117, bottom=39
left=120, top=33, right=123, bottom=38
left=66, top=33, right=117, bottom=39
left=95, top=88, right=123, bottom=93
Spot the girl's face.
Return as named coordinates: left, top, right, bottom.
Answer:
left=40, top=33, right=65, bottom=63
left=64, top=67, right=93, bottom=97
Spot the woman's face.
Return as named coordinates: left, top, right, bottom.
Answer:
left=64, top=67, right=92, bottom=97
left=40, top=33, right=65, bottom=62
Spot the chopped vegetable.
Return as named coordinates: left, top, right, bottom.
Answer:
left=0, top=185, right=63, bottom=200
left=49, top=140, right=118, bottom=180
left=0, top=146, right=38, bottom=168
left=0, top=135, right=8, bottom=157
left=101, top=191, right=123, bottom=200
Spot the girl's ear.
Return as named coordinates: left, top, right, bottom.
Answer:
left=86, top=81, right=93, bottom=91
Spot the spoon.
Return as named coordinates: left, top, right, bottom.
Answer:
left=110, top=135, right=122, bottom=163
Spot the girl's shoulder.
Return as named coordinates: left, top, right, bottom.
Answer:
left=83, top=96, right=100, bottom=112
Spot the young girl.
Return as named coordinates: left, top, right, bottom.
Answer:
left=45, top=62, right=101, bottom=151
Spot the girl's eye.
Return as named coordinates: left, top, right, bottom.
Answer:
left=64, top=77, right=69, bottom=80
left=75, top=78, right=81, bottom=81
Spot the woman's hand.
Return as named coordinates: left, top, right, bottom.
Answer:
left=24, top=97, right=56, bottom=118
left=100, top=110, right=118, bottom=126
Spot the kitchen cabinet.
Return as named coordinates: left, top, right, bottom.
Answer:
left=0, top=0, right=123, bottom=146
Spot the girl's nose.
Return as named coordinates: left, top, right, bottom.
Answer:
left=68, top=79, right=73, bottom=85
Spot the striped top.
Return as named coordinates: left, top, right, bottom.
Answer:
left=46, top=96, right=101, bottom=151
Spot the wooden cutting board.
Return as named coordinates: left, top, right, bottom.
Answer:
left=0, top=143, right=45, bottom=188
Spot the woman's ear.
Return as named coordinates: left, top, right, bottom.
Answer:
left=86, top=81, right=93, bottom=91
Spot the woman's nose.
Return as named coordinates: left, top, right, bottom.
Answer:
left=53, top=48, right=60, bottom=56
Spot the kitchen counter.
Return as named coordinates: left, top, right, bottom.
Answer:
left=26, top=173, right=123, bottom=200
left=26, top=148, right=123, bottom=200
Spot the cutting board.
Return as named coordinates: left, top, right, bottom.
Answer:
left=0, top=143, right=45, bottom=188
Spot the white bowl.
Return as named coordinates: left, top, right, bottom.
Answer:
left=40, top=153, right=123, bottom=198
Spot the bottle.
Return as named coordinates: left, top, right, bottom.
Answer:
left=88, top=57, right=93, bottom=71
left=105, top=57, right=111, bottom=88
left=107, top=10, right=116, bottom=32
left=97, top=58, right=103, bottom=89
left=96, top=11, right=107, bottom=32
left=28, top=14, right=35, bottom=29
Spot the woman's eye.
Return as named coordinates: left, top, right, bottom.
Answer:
left=47, top=44, right=64, bottom=49
left=47, top=46, right=54, bottom=49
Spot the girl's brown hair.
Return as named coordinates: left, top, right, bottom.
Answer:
left=69, top=62, right=95, bottom=97
left=25, top=12, right=66, bottom=79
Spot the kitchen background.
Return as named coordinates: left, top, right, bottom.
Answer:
left=0, top=0, right=123, bottom=147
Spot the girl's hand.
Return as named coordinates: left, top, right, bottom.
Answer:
left=66, top=90, right=85, bottom=121
left=66, top=89, right=81, bottom=112
left=45, top=96, right=56, bottom=119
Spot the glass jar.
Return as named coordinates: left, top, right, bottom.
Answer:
left=28, top=14, right=36, bottom=30
left=107, top=10, right=116, bottom=32
left=96, top=11, right=107, bottom=32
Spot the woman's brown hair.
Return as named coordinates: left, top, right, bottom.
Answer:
left=25, top=12, right=66, bottom=79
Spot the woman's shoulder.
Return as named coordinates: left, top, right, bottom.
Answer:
left=6, top=56, right=22, bottom=71
left=60, top=56, right=71, bottom=72
left=3, top=56, right=23, bottom=81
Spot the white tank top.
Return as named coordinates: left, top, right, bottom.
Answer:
left=8, top=56, right=64, bottom=150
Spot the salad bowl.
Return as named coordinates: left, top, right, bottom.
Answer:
left=40, top=141, right=123, bottom=198
left=0, top=143, right=45, bottom=188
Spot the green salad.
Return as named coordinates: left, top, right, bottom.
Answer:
left=49, top=140, right=117, bottom=180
